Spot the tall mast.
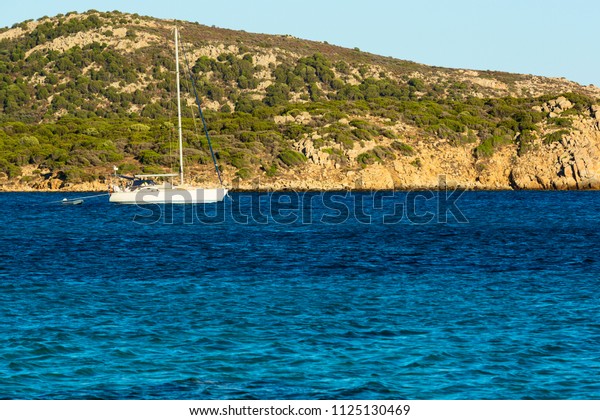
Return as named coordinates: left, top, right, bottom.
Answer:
left=175, top=27, right=184, bottom=185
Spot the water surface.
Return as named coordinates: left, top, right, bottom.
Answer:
left=0, top=191, right=599, bottom=399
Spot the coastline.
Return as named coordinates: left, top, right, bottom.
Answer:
left=3, top=102, right=600, bottom=194
left=1, top=182, right=599, bottom=193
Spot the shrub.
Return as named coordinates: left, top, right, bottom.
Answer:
left=543, top=130, right=569, bottom=144
left=264, top=164, right=278, bottom=177
left=20, top=135, right=40, bottom=146
left=284, top=124, right=309, bottom=140
left=349, top=119, right=370, bottom=129
left=263, top=83, right=290, bottom=106
left=118, top=163, right=138, bottom=173
left=60, top=167, right=95, bottom=183
left=130, top=123, right=150, bottom=132
left=379, top=128, right=395, bottom=139
left=142, top=165, right=163, bottom=174
left=278, top=149, right=307, bottom=166
left=518, top=129, right=536, bottom=156
left=475, top=137, right=495, bottom=158
left=391, top=141, right=414, bottom=156
left=331, top=131, right=354, bottom=149
left=474, top=135, right=512, bottom=158
left=83, top=127, right=100, bottom=136
left=548, top=117, right=572, bottom=128
left=137, top=149, right=162, bottom=165
left=353, top=128, right=372, bottom=141
left=372, top=146, right=394, bottom=160
left=0, top=159, right=21, bottom=178
left=230, top=151, right=249, bottom=169
left=357, top=152, right=376, bottom=165
left=235, top=168, right=252, bottom=179
left=561, top=92, right=594, bottom=111
left=408, top=78, right=425, bottom=91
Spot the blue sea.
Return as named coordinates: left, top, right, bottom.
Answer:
left=0, top=191, right=599, bottom=399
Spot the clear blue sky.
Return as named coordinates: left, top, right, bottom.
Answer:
left=2, top=0, right=598, bottom=86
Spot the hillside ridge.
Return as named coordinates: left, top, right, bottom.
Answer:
left=1, top=10, right=600, bottom=191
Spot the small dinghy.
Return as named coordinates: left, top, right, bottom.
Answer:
left=61, top=198, right=83, bottom=205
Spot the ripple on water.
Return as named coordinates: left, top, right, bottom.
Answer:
left=1, top=192, right=600, bottom=398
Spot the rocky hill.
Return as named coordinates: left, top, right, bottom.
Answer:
left=1, top=10, right=600, bottom=191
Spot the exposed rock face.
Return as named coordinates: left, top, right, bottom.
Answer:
left=510, top=113, right=600, bottom=190
left=541, top=96, right=574, bottom=114
left=4, top=111, right=600, bottom=192
left=232, top=112, right=600, bottom=192
left=224, top=115, right=600, bottom=192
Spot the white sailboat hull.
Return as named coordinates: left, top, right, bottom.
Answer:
left=109, top=187, right=228, bottom=204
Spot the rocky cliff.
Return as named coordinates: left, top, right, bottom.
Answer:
left=228, top=97, right=600, bottom=191
left=4, top=95, right=599, bottom=192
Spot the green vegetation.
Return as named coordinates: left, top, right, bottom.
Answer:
left=0, top=10, right=598, bottom=183
left=543, top=130, right=570, bottom=145
left=475, top=135, right=510, bottom=158
left=548, top=117, right=572, bottom=128
left=278, top=149, right=307, bottom=166
left=517, top=129, right=537, bottom=156
left=391, top=141, right=414, bottom=156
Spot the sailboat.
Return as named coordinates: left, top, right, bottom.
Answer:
left=109, top=27, right=228, bottom=204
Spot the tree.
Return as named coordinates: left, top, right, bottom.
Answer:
left=263, top=83, right=290, bottom=106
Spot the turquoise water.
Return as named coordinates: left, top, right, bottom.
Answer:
left=0, top=191, right=599, bottom=399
